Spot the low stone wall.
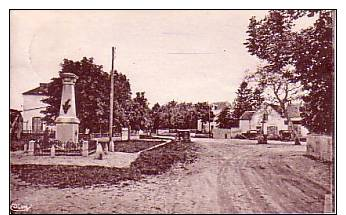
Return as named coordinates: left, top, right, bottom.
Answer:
left=306, top=134, right=334, bottom=162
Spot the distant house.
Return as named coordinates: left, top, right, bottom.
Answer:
left=22, top=83, right=51, bottom=133
left=239, top=103, right=309, bottom=138
left=197, top=101, right=231, bottom=133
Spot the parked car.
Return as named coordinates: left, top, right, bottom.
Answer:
left=243, top=130, right=259, bottom=140
left=279, top=130, right=292, bottom=141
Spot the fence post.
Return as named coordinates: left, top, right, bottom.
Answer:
left=95, top=140, right=104, bottom=160
left=28, top=140, right=35, bottom=156
left=50, top=145, right=55, bottom=157
left=109, top=140, right=114, bottom=152
left=82, top=140, right=89, bottom=157
left=23, top=143, right=28, bottom=153
left=104, top=142, right=109, bottom=154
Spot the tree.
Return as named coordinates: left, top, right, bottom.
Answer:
left=216, top=106, right=232, bottom=128
left=245, top=11, right=306, bottom=144
left=293, top=10, right=334, bottom=135
left=41, top=57, right=132, bottom=133
left=244, top=10, right=334, bottom=137
left=254, top=65, right=303, bottom=144
left=230, top=81, right=256, bottom=127
left=194, top=102, right=215, bottom=124
left=127, top=92, right=151, bottom=131
left=150, top=103, right=164, bottom=131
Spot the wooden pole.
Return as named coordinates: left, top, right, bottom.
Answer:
left=109, top=47, right=115, bottom=144
left=208, top=104, right=211, bottom=138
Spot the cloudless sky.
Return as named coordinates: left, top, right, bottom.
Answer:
left=10, top=10, right=268, bottom=110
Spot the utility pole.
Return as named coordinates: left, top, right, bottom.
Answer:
left=208, top=104, right=211, bottom=138
left=109, top=47, right=115, bottom=152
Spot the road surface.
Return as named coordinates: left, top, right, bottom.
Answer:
left=10, top=138, right=332, bottom=213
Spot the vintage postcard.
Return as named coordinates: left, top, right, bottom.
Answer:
left=10, top=10, right=335, bottom=214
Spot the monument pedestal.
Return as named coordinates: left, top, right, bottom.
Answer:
left=55, top=118, right=80, bottom=143
left=55, top=73, right=80, bottom=143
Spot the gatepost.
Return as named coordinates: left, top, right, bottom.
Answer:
left=28, top=140, right=35, bottom=156
left=82, top=140, right=89, bottom=157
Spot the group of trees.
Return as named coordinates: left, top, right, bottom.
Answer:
left=41, top=10, right=334, bottom=136
left=211, top=10, right=334, bottom=137
left=150, top=101, right=214, bottom=130
left=42, top=57, right=150, bottom=133
left=216, top=80, right=264, bottom=129
left=41, top=58, right=214, bottom=133
left=244, top=10, right=334, bottom=136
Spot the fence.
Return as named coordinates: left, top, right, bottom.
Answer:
left=33, top=140, right=82, bottom=156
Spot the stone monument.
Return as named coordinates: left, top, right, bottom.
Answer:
left=55, top=73, right=80, bottom=143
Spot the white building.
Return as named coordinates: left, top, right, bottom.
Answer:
left=239, top=103, right=309, bottom=138
left=22, top=83, right=51, bottom=133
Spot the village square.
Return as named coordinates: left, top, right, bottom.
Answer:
left=9, top=10, right=335, bottom=214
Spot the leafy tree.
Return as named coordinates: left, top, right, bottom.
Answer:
left=244, top=9, right=334, bottom=136
left=216, top=106, right=232, bottom=128
left=41, top=57, right=132, bottom=133
left=230, top=81, right=255, bottom=126
left=127, top=92, right=151, bottom=131
left=293, top=10, right=334, bottom=135
left=194, top=102, right=215, bottom=124
left=150, top=103, right=164, bottom=131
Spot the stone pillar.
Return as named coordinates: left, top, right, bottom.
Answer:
left=55, top=73, right=80, bottom=143
left=104, top=142, right=109, bottom=154
left=82, top=140, right=89, bottom=157
left=50, top=145, right=55, bottom=157
left=109, top=140, right=114, bottom=152
left=23, top=143, right=28, bottom=153
left=95, top=141, right=104, bottom=159
left=121, top=128, right=129, bottom=141
left=28, top=140, right=35, bottom=156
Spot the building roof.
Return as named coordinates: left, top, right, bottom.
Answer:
left=268, top=103, right=301, bottom=118
left=239, top=103, right=301, bottom=121
left=22, top=83, right=49, bottom=96
left=239, top=111, right=256, bottom=120
left=211, top=101, right=231, bottom=112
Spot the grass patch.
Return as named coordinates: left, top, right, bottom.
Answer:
left=11, top=141, right=197, bottom=189
left=131, top=141, right=197, bottom=175
left=113, top=140, right=164, bottom=153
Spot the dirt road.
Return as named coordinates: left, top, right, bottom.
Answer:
left=10, top=138, right=332, bottom=213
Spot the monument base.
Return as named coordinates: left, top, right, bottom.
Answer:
left=55, top=116, right=80, bottom=143
left=56, top=123, right=79, bottom=143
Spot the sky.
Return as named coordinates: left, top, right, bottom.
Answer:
left=10, top=10, right=268, bottom=110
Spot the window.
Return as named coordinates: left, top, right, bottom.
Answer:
left=32, top=117, right=43, bottom=133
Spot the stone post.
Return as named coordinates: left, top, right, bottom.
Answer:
left=28, top=140, right=35, bottom=156
left=23, top=143, right=28, bottom=153
left=55, top=73, right=80, bottom=143
left=82, top=140, right=89, bottom=157
left=95, top=141, right=104, bottom=160
left=50, top=145, right=55, bottom=157
left=121, top=128, right=129, bottom=141
left=109, top=140, right=114, bottom=152
left=104, top=142, right=109, bottom=154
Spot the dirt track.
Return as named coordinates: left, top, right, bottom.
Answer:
left=10, top=138, right=332, bottom=213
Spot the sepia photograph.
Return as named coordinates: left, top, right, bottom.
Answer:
left=9, top=10, right=335, bottom=213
